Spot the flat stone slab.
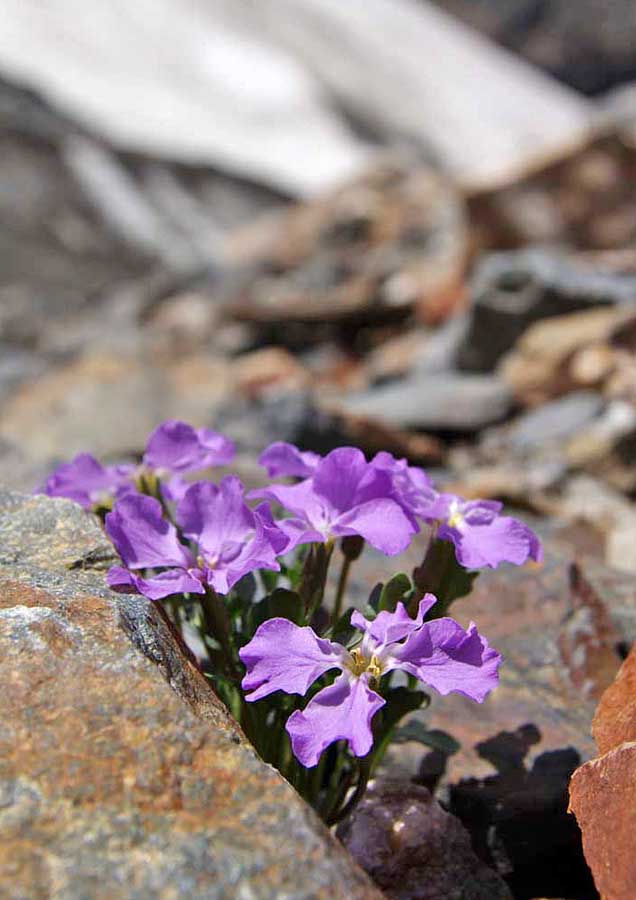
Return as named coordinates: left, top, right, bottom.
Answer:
left=0, top=490, right=382, bottom=900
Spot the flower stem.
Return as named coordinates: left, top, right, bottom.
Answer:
left=332, top=555, right=352, bottom=624
left=300, top=540, right=334, bottom=624
left=202, top=589, right=238, bottom=679
left=327, top=755, right=371, bottom=825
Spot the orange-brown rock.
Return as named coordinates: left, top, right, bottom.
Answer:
left=569, top=648, right=636, bottom=899
left=593, top=645, right=636, bottom=754
left=569, top=743, right=636, bottom=900
left=0, top=489, right=382, bottom=900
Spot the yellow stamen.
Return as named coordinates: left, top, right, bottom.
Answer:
left=347, top=648, right=383, bottom=680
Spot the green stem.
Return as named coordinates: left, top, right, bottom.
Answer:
left=327, top=755, right=371, bottom=825
left=332, top=555, right=352, bottom=624
left=202, top=589, right=239, bottom=679
left=300, top=540, right=334, bottom=624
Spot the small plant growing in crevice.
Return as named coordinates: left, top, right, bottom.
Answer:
left=41, top=420, right=542, bottom=824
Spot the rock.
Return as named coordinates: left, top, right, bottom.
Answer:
left=0, top=352, right=233, bottom=464
left=338, top=781, right=512, bottom=900
left=456, top=249, right=636, bottom=373
left=506, top=392, right=604, bottom=451
left=564, top=400, right=636, bottom=494
left=225, top=163, right=467, bottom=331
left=568, top=743, right=636, bottom=900
left=233, top=346, right=310, bottom=398
left=365, top=329, right=433, bottom=384
left=470, top=135, right=636, bottom=252
left=431, top=0, right=636, bottom=95
left=0, top=489, right=381, bottom=899
left=216, top=390, right=444, bottom=468
left=500, top=306, right=628, bottom=404
left=0, top=345, right=47, bottom=404
left=593, top=645, right=636, bottom=754
left=334, top=373, right=512, bottom=432
left=559, top=563, right=624, bottom=702
left=542, top=475, right=636, bottom=573
left=569, top=649, right=636, bottom=900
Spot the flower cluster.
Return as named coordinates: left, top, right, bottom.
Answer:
left=40, top=421, right=542, bottom=822
left=43, top=419, right=235, bottom=510
left=259, top=441, right=542, bottom=569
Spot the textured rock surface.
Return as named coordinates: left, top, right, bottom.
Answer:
left=569, top=648, right=636, bottom=900
left=0, top=489, right=382, bottom=900
left=339, top=781, right=512, bottom=900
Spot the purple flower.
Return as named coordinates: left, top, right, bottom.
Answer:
left=142, top=420, right=235, bottom=500
left=259, top=441, right=321, bottom=479
left=251, top=447, right=417, bottom=556
left=240, top=595, right=501, bottom=767
left=106, top=476, right=287, bottom=599
left=429, top=494, right=543, bottom=570
left=42, top=454, right=133, bottom=510
left=370, top=451, right=438, bottom=519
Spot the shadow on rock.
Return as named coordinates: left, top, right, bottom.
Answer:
left=448, top=725, right=599, bottom=900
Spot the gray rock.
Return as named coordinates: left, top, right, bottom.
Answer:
left=0, top=345, right=47, bottom=404
left=431, top=0, right=636, bottom=95
left=457, top=249, right=636, bottom=373
left=0, top=489, right=381, bottom=900
left=507, top=391, right=604, bottom=451
left=341, top=373, right=513, bottom=431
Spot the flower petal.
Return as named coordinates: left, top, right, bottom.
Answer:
left=253, top=503, right=291, bottom=555
left=391, top=618, right=501, bottom=702
left=240, top=619, right=345, bottom=702
left=272, top=517, right=324, bottom=552
left=106, top=494, right=193, bottom=570
left=286, top=672, right=385, bottom=767
left=143, top=420, right=200, bottom=472
left=250, top=480, right=330, bottom=534
left=106, top=565, right=204, bottom=599
left=134, top=568, right=205, bottom=600
left=371, top=452, right=438, bottom=519
left=178, top=477, right=254, bottom=557
left=106, top=565, right=140, bottom=593
left=335, top=497, right=417, bottom=555
left=258, top=442, right=321, bottom=478
left=312, top=447, right=373, bottom=511
left=44, top=453, right=120, bottom=509
left=351, top=594, right=437, bottom=647
left=461, top=499, right=503, bottom=525
left=439, top=515, right=542, bottom=569
left=197, top=428, right=235, bottom=466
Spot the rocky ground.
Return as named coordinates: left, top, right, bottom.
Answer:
left=2, top=43, right=636, bottom=898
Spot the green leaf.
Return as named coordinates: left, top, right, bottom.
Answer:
left=413, top=539, right=477, bottom=615
left=369, top=685, right=430, bottom=773
left=330, top=606, right=357, bottom=647
left=392, top=723, right=460, bottom=755
left=249, top=588, right=303, bottom=633
left=260, top=569, right=279, bottom=593
left=378, top=572, right=413, bottom=612
left=367, top=582, right=383, bottom=613
left=377, top=686, right=429, bottom=737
